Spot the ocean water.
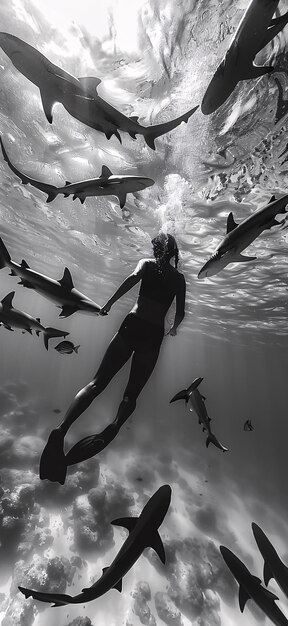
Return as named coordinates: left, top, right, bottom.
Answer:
left=0, top=1, right=288, bottom=625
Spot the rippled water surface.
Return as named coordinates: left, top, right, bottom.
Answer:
left=0, top=1, right=288, bottom=626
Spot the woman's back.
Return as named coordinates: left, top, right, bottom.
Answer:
left=132, top=259, right=185, bottom=325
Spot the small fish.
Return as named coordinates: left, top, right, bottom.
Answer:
left=54, top=341, right=80, bottom=355
left=244, top=420, right=254, bottom=432
left=53, top=409, right=61, bottom=414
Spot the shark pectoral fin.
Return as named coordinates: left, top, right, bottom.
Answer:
left=263, top=561, right=274, bottom=586
left=59, top=306, right=78, bottom=318
left=110, top=516, right=138, bottom=532
left=149, top=530, right=166, bottom=564
left=4, top=324, right=13, bottom=331
left=1, top=291, right=15, bottom=307
left=59, top=267, right=74, bottom=291
left=100, top=165, right=113, bottom=178
left=234, top=254, right=257, bottom=262
left=226, top=212, right=238, bottom=233
left=46, top=192, right=57, bottom=203
left=240, top=65, right=274, bottom=80
left=18, top=279, right=33, bottom=288
left=40, top=89, right=56, bottom=124
left=35, top=330, right=40, bottom=337
left=169, top=389, right=188, bottom=403
left=113, top=578, right=122, bottom=592
left=118, top=193, right=127, bottom=209
left=239, top=585, right=250, bottom=612
left=9, top=269, right=17, bottom=276
left=261, top=586, right=279, bottom=602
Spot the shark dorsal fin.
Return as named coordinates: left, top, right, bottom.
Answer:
left=226, top=212, right=238, bottom=233
left=1, top=291, right=15, bottom=308
left=65, top=181, right=71, bottom=186
left=100, top=165, right=113, bottom=178
left=59, top=267, right=74, bottom=291
left=101, top=568, right=122, bottom=592
left=77, top=76, right=102, bottom=94
left=149, top=530, right=166, bottom=564
left=36, top=317, right=41, bottom=323
left=239, top=585, right=250, bottom=612
left=129, top=115, right=139, bottom=123
left=21, top=259, right=30, bottom=269
left=110, top=516, right=138, bottom=532
left=268, top=195, right=276, bottom=204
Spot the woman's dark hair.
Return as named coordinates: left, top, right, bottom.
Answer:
left=151, top=233, right=179, bottom=273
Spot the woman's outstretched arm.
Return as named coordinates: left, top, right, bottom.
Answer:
left=168, top=273, right=186, bottom=335
left=100, top=259, right=146, bottom=314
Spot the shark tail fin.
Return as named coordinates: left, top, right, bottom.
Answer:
left=169, top=389, right=188, bottom=403
left=144, top=105, right=199, bottom=150
left=44, top=327, right=69, bottom=351
left=0, top=237, right=11, bottom=269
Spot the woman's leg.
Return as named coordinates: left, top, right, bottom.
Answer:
left=66, top=346, right=161, bottom=466
left=39, top=331, right=133, bottom=483
left=114, top=346, right=161, bottom=428
left=58, top=332, right=133, bottom=436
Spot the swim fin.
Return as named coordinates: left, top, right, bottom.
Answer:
left=66, top=423, right=118, bottom=466
left=39, top=429, right=67, bottom=485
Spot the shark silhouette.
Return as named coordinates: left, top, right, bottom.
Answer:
left=198, top=194, right=288, bottom=278
left=0, top=137, right=154, bottom=208
left=0, top=291, right=69, bottom=349
left=0, top=32, right=199, bottom=149
left=220, top=545, right=288, bottom=626
left=19, top=485, right=171, bottom=606
left=0, top=236, right=100, bottom=318
left=202, top=0, right=288, bottom=114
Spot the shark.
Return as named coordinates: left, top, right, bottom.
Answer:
left=220, top=545, right=288, bottom=626
left=198, top=194, right=288, bottom=279
left=169, top=376, right=204, bottom=403
left=0, top=32, right=199, bottom=150
left=0, top=236, right=101, bottom=318
left=252, top=522, right=288, bottom=600
left=201, top=0, right=288, bottom=115
left=170, top=381, right=228, bottom=452
left=19, top=484, right=171, bottom=606
left=0, top=137, right=154, bottom=209
left=0, top=291, right=69, bottom=349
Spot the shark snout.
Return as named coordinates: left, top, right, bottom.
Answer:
left=0, top=32, right=20, bottom=56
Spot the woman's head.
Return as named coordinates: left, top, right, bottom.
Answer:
left=151, top=233, right=179, bottom=269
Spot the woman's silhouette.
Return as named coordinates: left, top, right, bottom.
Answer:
left=40, top=233, right=186, bottom=484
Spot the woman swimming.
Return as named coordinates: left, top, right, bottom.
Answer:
left=40, top=233, right=186, bottom=484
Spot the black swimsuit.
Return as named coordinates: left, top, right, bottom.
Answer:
left=118, top=313, right=164, bottom=353
left=118, top=261, right=178, bottom=353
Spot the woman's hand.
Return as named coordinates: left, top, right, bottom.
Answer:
left=99, top=303, right=111, bottom=316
